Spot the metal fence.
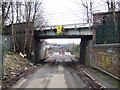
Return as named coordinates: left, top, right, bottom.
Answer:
left=2, top=35, right=13, bottom=51
left=96, top=22, right=120, bottom=44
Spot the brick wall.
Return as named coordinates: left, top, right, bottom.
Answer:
left=92, top=44, right=120, bottom=78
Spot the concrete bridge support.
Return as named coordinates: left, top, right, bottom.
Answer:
left=79, top=37, right=92, bottom=65
left=34, top=39, right=45, bottom=63
left=79, top=38, right=87, bottom=64
left=34, top=39, right=41, bottom=63
left=79, top=38, right=92, bottom=65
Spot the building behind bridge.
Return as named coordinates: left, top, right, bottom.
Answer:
left=91, top=11, right=120, bottom=79
left=93, top=11, right=120, bottom=44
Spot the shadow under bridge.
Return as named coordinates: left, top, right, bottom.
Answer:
left=34, top=23, right=93, bottom=64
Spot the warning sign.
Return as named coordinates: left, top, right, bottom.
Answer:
left=56, top=25, right=62, bottom=35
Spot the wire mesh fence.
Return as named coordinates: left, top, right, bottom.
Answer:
left=96, top=22, right=120, bottom=44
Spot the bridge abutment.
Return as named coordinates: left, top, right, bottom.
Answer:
left=79, top=38, right=87, bottom=64
left=34, top=39, right=41, bottom=63
left=34, top=39, right=45, bottom=63
left=79, top=37, right=93, bottom=65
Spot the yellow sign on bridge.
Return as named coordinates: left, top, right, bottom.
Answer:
left=56, top=25, right=62, bottom=35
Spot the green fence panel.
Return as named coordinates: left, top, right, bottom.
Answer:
left=96, top=22, right=120, bottom=44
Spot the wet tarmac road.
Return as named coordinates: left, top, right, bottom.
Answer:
left=11, top=54, right=120, bottom=89
left=12, top=62, right=87, bottom=88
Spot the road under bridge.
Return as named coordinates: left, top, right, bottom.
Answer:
left=34, top=23, right=93, bottom=64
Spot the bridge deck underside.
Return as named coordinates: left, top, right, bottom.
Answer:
left=34, top=27, right=93, bottom=39
left=35, top=35, right=93, bottom=39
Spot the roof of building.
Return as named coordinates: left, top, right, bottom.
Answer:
left=93, top=11, right=120, bottom=16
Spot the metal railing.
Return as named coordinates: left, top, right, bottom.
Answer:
left=36, top=23, right=93, bottom=31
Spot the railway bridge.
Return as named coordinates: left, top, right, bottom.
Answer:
left=34, top=23, right=93, bottom=64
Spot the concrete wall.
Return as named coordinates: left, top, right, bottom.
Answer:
left=39, top=41, right=46, bottom=60
left=85, top=42, right=120, bottom=78
left=84, top=40, right=93, bottom=66
left=79, top=37, right=93, bottom=64
left=83, top=40, right=120, bottom=79
left=34, top=39, right=46, bottom=63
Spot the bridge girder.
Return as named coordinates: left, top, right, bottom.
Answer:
left=34, top=27, right=93, bottom=39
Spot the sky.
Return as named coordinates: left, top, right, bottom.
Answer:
left=42, top=0, right=110, bottom=44
left=42, top=0, right=109, bottom=25
left=42, top=0, right=85, bottom=25
left=2, top=0, right=119, bottom=44
left=45, top=39, right=81, bottom=44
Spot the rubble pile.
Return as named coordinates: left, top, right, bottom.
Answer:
left=2, top=52, right=38, bottom=89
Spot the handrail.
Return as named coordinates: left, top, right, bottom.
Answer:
left=36, top=23, right=92, bottom=30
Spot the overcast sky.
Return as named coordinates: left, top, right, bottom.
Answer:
left=42, top=0, right=110, bottom=25
left=2, top=0, right=119, bottom=44
left=13, top=0, right=118, bottom=44
left=45, top=38, right=81, bottom=44
left=42, top=0, right=110, bottom=44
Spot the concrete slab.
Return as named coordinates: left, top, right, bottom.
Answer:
left=81, top=67, right=120, bottom=88
left=25, top=78, right=50, bottom=88
left=47, top=74, right=67, bottom=88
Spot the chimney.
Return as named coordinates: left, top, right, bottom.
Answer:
left=107, top=1, right=110, bottom=11
left=111, top=0, right=114, bottom=9
left=110, top=0, right=115, bottom=12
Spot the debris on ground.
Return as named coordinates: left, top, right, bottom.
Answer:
left=2, top=52, right=41, bottom=89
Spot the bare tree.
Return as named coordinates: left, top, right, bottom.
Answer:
left=1, top=0, right=46, bottom=56
left=80, top=0, right=94, bottom=25
left=19, top=0, right=46, bottom=58
left=1, top=1, right=17, bottom=52
left=11, top=2, right=16, bottom=52
left=71, top=0, right=94, bottom=26
left=28, top=0, right=44, bottom=58
left=0, top=2, right=2, bottom=33
left=14, top=2, right=22, bottom=51
left=2, top=2, right=11, bottom=29
left=23, top=1, right=32, bottom=54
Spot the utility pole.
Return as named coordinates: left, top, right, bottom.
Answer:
left=107, top=0, right=110, bottom=12
left=86, top=0, right=89, bottom=24
left=1, top=0, right=3, bottom=81
left=90, top=0, right=93, bottom=26
left=112, top=0, right=119, bottom=42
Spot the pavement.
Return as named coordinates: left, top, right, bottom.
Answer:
left=11, top=55, right=88, bottom=89
left=81, top=66, right=120, bottom=88
left=12, top=64, right=80, bottom=88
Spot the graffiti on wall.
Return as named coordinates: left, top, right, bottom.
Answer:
left=92, top=45, right=120, bottom=78
left=98, top=52, right=112, bottom=68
